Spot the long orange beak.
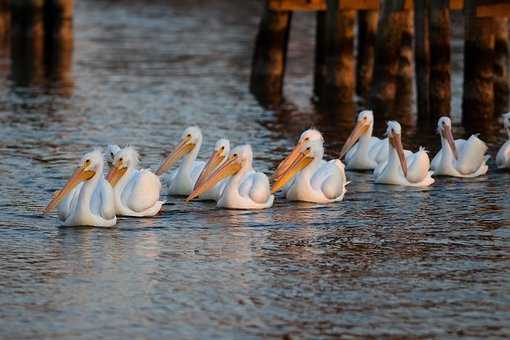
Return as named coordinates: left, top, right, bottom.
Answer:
left=155, top=137, right=195, bottom=176
left=271, top=151, right=313, bottom=193
left=44, top=167, right=95, bottom=213
left=106, top=160, right=127, bottom=187
left=390, top=133, right=408, bottom=178
left=442, top=125, right=458, bottom=160
left=339, top=120, right=369, bottom=159
left=194, top=149, right=225, bottom=190
left=273, top=141, right=303, bottom=181
left=186, top=156, right=240, bottom=201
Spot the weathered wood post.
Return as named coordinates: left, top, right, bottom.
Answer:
left=250, top=3, right=292, bottom=106
left=313, top=11, right=326, bottom=99
left=429, top=0, right=451, bottom=120
left=0, top=0, right=9, bottom=41
left=10, top=0, right=45, bottom=86
left=493, top=18, right=509, bottom=115
left=395, top=9, right=414, bottom=117
left=369, top=0, right=406, bottom=116
left=43, top=0, right=74, bottom=95
left=318, top=0, right=355, bottom=105
left=414, top=0, right=431, bottom=121
left=462, top=0, right=495, bottom=126
left=356, top=10, right=378, bottom=100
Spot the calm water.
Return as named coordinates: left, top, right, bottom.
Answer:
left=1, top=1, right=510, bottom=338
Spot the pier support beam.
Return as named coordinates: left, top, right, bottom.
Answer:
left=395, top=10, right=414, bottom=118
left=493, top=18, right=509, bottom=115
left=250, top=6, right=292, bottom=106
left=414, top=0, right=431, bottom=121
left=462, top=1, right=495, bottom=126
left=356, top=10, right=378, bottom=100
left=369, top=0, right=406, bottom=116
left=429, top=0, right=451, bottom=120
left=316, top=0, right=355, bottom=105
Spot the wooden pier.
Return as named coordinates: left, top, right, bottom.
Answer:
left=250, top=0, right=510, bottom=125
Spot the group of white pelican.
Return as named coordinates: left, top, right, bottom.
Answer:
left=43, top=111, right=510, bottom=227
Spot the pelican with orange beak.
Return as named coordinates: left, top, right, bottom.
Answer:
left=43, top=149, right=117, bottom=227
left=495, top=112, right=510, bottom=169
left=272, top=129, right=347, bottom=203
left=431, top=116, right=489, bottom=177
left=374, top=121, right=434, bottom=187
left=106, top=146, right=164, bottom=217
left=339, top=110, right=401, bottom=170
left=155, top=126, right=206, bottom=196
left=192, top=138, right=231, bottom=201
left=187, top=145, right=273, bottom=209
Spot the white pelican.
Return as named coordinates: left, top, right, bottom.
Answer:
left=339, top=110, right=387, bottom=170
left=374, top=121, right=434, bottom=187
left=187, top=145, right=274, bottom=210
left=106, top=146, right=164, bottom=217
left=44, top=149, right=117, bottom=227
left=155, top=126, right=205, bottom=196
left=496, top=112, right=510, bottom=169
left=431, top=116, right=489, bottom=177
left=272, top=129, right=347, bottom=203
left=193, top=138, right=231, bottom=201
left=106, top=144, right=121, bottom=167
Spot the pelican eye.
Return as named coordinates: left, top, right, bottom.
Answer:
left=233, top=153, right=238, bottom=158
left=119, top=157, right=123, bottom=162
left=187, top=134, right=191, bottom=138
left=221, top=146, right=225, bottom=150
left=306, top=147, right=311, bottom=151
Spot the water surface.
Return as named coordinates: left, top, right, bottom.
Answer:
left=1, top=1, right=509, bottom=338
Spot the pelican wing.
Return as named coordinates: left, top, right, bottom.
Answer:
left=58, top=183, right=83, bottom=222
left=406, top=148, right=431, bottom=183
left=456, top=135, right=488, bottom=175
left=124, top=169, right=162, bottom=213
left=98, top=179, right=116, bottom=221
left=246, top=173, right=271, bottom=204
left=311, top=160, right=346, bottom=200
left=496, top=140, right=510, bottom=168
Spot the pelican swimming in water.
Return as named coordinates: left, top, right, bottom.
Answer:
left=106, top=144, right=121, bottom=167
left=431, top=116, right=489, bottom=177
left=106, top=146, right=164, bottom=217
left=193, top=138, right=231, bottom=201
left=374, top=121, right=434, bottom=187
left=187, top=145, right=274, bottom=209
left=272, top=129, right=347, bottom=203
left=496, top=112, right=510, bottom=169
left=44, top=149, right=117, bottom=227
left=155, top=126, right=205, bottom=196
left=339, top=110, right=387, bottom=170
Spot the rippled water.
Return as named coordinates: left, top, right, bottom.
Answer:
left=1, top=0, right=510, bottom=338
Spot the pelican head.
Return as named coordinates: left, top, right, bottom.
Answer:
left=437, top=116, right=458, bottom=160
left=106, top=144, right=121, bottom=167
left=156, top=126, right=202, bottom=176
left=503, top=112, right=510, bottom=137
left=273, top=128, right=324, bottom=180
left=194, top=138, right=231, bottom=189
left=339, top=110, right=374, bottom=159
left=187, top=144, right=251, bottom=201
left=44, top=149, right=103, bottom=213
left=272, top=139, right=322, bottom=193
left=106, top=146, right=139, bottom=187
left=386, top=121, right=408, bottom=178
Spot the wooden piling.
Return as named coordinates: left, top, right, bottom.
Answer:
left=462, top=1, right=495, bottom=126
left=395, top=10, right=414, bottom=116
left=414, top=0, right=431, bottom=121
left=369, top=0, right=406, bottom=115
left=313, top=11, right=326, bottom=99
left=319, top=0, right=355, bottom=105
left=250, top=5, right=292, bottom=105
left=10, top=0, right=45, bottom=86
left=44, top=0, right=74, bottom=95
left=493, top=18, right=509, bottom=115
left=356, top=10, right=378, bottom=100
left=0, top=0, right=9, bottom=41
left=429, top=0, right=451, bottom=120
